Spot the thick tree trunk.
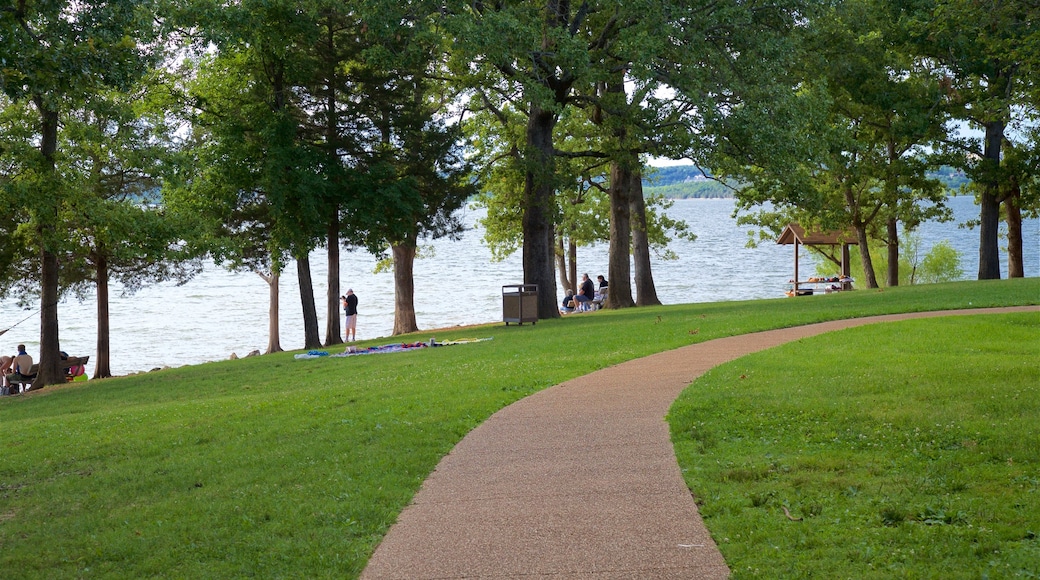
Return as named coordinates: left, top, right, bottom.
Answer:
left=977, top=120, right=1003, bottom=280
left=262, top=270, right=283, bottom=354
left=886, top=217, right=899, bottom=287
left=630, top=173, right=661, bottom=306
left=523, top=105, right=561, bottom=319
left=607, top=161, right=636, bottom=309
left=855, top=225, right=879, bottom=289
left=977, top=192, right=1002, bottom=280
left=325, top=214, right=342, bottom=346
left=296, top=255, right=322, bottom=349
left=392, top=241, right=419, bottom=335
left=33, top=249, right=63, bottom=389
left=30, top=101, right=62, bottom=389
left=94, top=254, right=112, bottom=379
left=1005, top=184, right=1024, bottom=278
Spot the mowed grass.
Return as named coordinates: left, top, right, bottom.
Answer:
left=0, top=278, right=1037, bottom=578
left=670, top=312, right=1040, bottom=579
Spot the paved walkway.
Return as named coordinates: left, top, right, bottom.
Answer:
left=361, top=307, right=1037, bottom=579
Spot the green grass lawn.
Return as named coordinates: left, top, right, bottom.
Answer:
left=1, top=278, right=1037, bottom=578
left=670, top=312, right=1040, bottom=579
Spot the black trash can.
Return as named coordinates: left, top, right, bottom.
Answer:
left=502, top=284, right=538, bottom=325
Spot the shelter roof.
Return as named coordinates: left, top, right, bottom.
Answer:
left=776, top=223, right=858, bottom=246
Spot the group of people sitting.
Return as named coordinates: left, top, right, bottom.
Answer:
left=1, top=344, right=34, bottom=395
left=561, top=273, right=608, bottom=314
left=1, top=345, right=87, bottom=395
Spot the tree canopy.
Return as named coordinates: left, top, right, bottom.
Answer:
left=2, top=0, right=1035, bottom=377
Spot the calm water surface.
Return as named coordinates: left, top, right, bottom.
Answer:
left=1, top=197, right=1035, bottom=375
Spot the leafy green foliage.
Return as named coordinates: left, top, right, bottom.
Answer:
left=918, top=241, right=965, bottom=284
left=900, top=0, right=1040, bottom=277
left=0, top=0, right=175, bottom=384
left=831, top=231, right=965, bottom=286
left=718, top=0, right=953, bottom=288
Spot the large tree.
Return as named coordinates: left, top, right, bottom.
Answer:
left=446, top=1, right=597, bottom=319
left=1, top=0, right=161, bottom=387
left=900, top=0, right=1040, bottom=279
left=332, top=3, right=475, bottom=335
left=307, top=6, right=363, bottom=347
left=452, top=1, right=812, bottom=313
left=59, top=88, right=203, bottom=378
left=175, top=0, right=332, bottom=351
left=711, top=0, right=951, bottom=289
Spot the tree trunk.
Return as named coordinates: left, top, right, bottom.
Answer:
left=1005, top=181, right=1024, bottom=278
left=30, top=101, right=62, bottom=389
left=630, top=172, right=661, bottom=306
left=32, top=248, right=63, bottom=389
left=296, top=255, right=322, bottom=349
left=607, top=160, right=636, bottom=309
left=977, top=119, right=1003, bottom=280
left=325, top=213, right=343, bottom=346
left=322, top=22, right=344, bottom=347
left=568, top=238, right=577, bottom=294
left=555, top=234, right=572, bottom=294
left=523, top=105, right=561, bottom=320
left=855, top=225, right=879, bottom=289
left=262, top=270, right=283, bottom=354
left=94, top=254, right=112, bottom=379
left=392, top=240, right=419, bottom=335
left=886, top=217, right=899, bottom=287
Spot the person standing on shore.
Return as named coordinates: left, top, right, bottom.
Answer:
left=342, top=289, right=358, bottom=341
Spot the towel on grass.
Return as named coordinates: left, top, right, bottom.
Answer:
left=294, top=338, right=492, bottom=360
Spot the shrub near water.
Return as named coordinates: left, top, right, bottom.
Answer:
left=670, top=313, right=1040, bottom=578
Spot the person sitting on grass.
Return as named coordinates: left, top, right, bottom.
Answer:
left=561, top=289, right=575, bottom=314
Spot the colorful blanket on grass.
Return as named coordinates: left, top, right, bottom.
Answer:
left=294, top=338, right=492, bottom=360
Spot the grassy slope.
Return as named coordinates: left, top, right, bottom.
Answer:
left=0, top=279, right=1037, bottom=578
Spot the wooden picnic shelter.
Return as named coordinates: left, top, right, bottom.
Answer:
left=776, top=224, right=858, bottom=294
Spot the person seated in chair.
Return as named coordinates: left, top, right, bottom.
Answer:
left=5, top=344, right=35, bottom=392
left=572, top=274, right=596, bottom=311
left=593, top=275, right=608, bottom=308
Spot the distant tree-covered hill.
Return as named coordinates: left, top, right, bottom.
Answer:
left=931, top=166, right=971, bottom=192
left=643, top=165, right=711, bottom=187
left=642, top=164, right=971, bottom=199
left=642, top=165, right=732, bottom=198
left=643, top=181, right=734, bottom=199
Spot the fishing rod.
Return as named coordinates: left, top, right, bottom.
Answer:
left=0, top=308, right=39, bottom=337
left=0, top=303, right=50, bottom=337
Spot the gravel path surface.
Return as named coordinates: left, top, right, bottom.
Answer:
left=362, top=307, right=1037, bottom=579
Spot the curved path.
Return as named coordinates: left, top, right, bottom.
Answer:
left=361, top=307, right=1037, bottom=579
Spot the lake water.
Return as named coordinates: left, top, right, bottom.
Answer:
left=1, top=196, right=1036, bottom=375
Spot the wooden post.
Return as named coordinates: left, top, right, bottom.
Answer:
left=793, top=240, right=800, bottom=292
left=841, top=243, right=852, bottom=290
